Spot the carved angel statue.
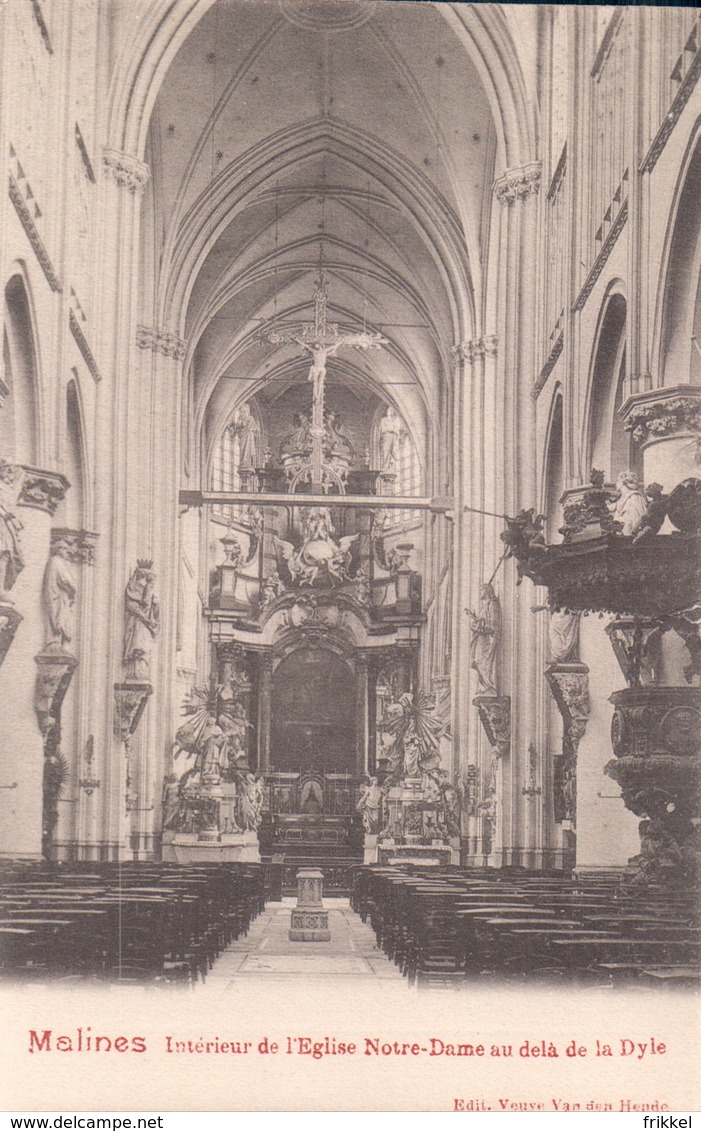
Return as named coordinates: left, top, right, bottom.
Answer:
left=501, top=508, right=546, bottom=584
left=466, top=583, right=501, bottom=695
left=274, top=509, right=358, bottom=587
left=0, top=458, right=24, bottom=599
left=123, top=560, right=160, bottom=680
left=43, top=538, right=77, bottom=650
left=609, top=470, right=649, bottom=536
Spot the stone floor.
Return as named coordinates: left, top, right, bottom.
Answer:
left=201, top=897, right=404, bottom=988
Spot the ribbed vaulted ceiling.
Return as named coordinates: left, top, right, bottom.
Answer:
left=144, top=0, right=495, bottom=474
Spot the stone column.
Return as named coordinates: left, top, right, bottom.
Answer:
left=0, top=467, right=68, bottom=858
left=492, top=162, right=541, bottom=867
left=61, top=531, right=98, bottom=860
left=456, top=336, right=500, bottom=859
left=81, top=148, right=150, bottom=861
left=257, top=652, right=274, bottom=770
left=355, top=653, right=369, bottom=778
left=132, top=331, right=187, bottom=860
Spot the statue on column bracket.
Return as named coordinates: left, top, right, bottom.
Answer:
left=123, top=560, right=160, bottom=679
left=379, top=405, right=403, bottom=472
left=532, top=604, right=580, bottom=664
left=43, top=538, right=77, bottom=650
left=230, top=401, right=259, bottom=471
left=466, top=583, right=501, bottom=694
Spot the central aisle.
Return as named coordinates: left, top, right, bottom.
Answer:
left=201, top=897, right=404, bottom=988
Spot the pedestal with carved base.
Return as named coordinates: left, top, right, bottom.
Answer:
left=289, top=867, right=330, bottom=941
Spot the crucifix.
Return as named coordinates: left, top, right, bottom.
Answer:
left=264, top=276, right=387, bottom=490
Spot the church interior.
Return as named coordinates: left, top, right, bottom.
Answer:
left=1, top=0, right=700, bottom=988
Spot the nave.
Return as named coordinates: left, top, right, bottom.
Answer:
left=1, top=860, right=699, bottom=992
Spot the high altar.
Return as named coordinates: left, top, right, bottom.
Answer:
left=162, top=279, right=458, bottom=877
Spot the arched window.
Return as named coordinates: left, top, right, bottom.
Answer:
left=373, top=405, right=422, bottom=528
left=658, top=138, right=701, bottom=387
left=60, top=377, right=86, bottom=529
left=209, top=400, right=261, bottom=520
left=544, top=392, right=564, bottom=542
left=3, top=274, right=40, bottom=464
left=587, top=292, right=636, bottom=479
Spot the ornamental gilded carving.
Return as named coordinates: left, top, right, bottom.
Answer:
left=494, top=163, right=541, bottom=206
left=18, top=468, right=70, bottom=515
left=102, top=149, right=151, bottom=194
left=136, top=325, right=187, bottom=361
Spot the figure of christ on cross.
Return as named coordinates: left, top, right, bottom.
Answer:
left=265, top=277, right=387, bottom=489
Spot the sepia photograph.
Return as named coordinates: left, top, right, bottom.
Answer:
left=0, top=0, right=700, bottom=1114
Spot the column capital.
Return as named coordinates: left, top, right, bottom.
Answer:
left=494, top=162, right=541, bottom=207
left=136, top=324, right=187, bottom=361
left=451, top=335, right=499, bottom=364
left=51, top=527, right=99, bottom=565
left=18, top=467, right=70, bottom=515
left=103, top=149, right=151, bottom=194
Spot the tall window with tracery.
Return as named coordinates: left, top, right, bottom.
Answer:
left=375, top=407, right=422, bottom=528
left=210, top=421, right=241, bottom=521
